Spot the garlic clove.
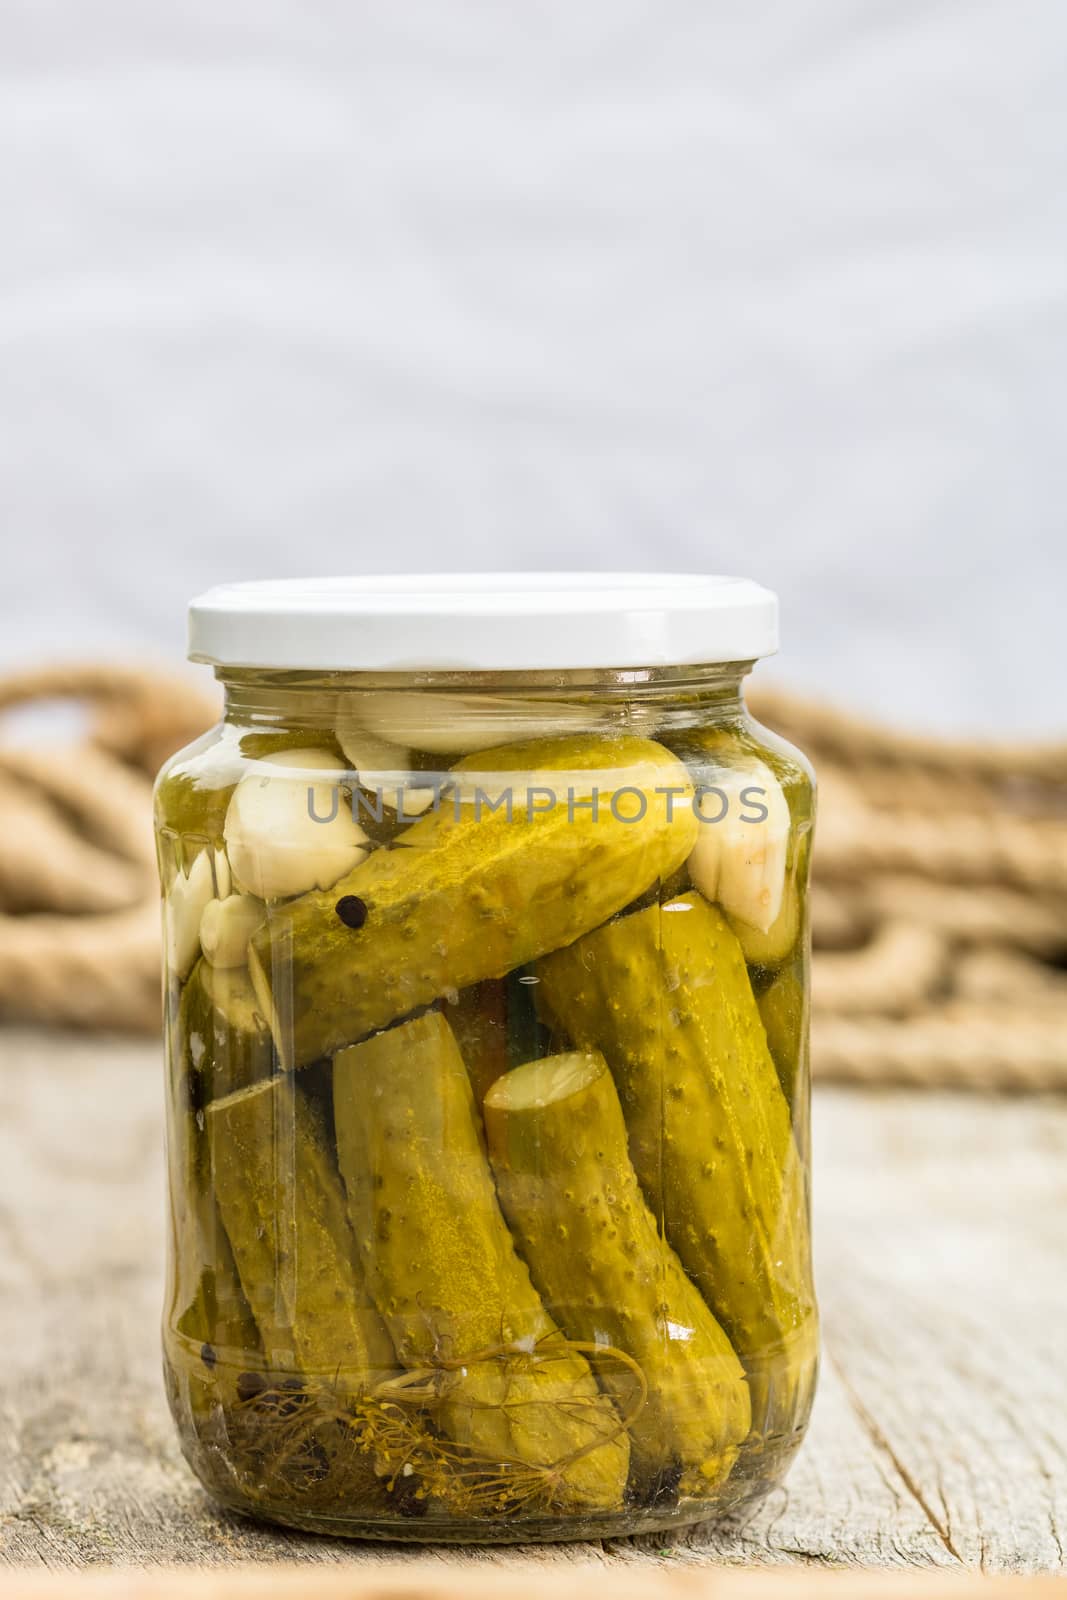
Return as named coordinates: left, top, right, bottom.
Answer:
left=687, top=759, right=790, bottom=933
left=335, top=725, right=438, bottom=818
left=349, top=692, right=608, bottom=756
left=223, top=747, right=369, bottom=900
left=165, top=847, right=225, bottom=979
left=199, top=893, right=266, bottom=969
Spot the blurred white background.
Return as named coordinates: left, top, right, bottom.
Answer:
left=2, top=0, right=1064, bottom=733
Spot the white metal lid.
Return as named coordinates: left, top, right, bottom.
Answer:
left=187, top=573, right=779, bottom=672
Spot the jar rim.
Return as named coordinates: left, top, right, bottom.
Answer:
left=188, top=572, right=779, bottom=673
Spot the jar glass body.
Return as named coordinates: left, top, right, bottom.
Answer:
left=155, top=663, right=817, bottom=1542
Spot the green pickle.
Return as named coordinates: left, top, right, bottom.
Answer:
left=163, top=982, right=215, bottom=1335
left=161, top=664, right=816, bottom=1538
left=483, top=1050, right=751, bottom=1499
left=155, top=766, right=235, bottom=853
left=179, top=958, right=275, bottom=1104
left=163, top=981, right=269, bottom=1466
left=536, top=892, right=818, bottom=1444
left=757, top=959, right=808, bottom=1109
left=207, top=1073, right=394, bottom=1383
left=332, top=1012, right=631, bottom=1517
left=171, top=1226, right=262, bottom=1421
left=250, top=733, right=698, bottom=1066
left=203, top=1073, right=397, bottom=1518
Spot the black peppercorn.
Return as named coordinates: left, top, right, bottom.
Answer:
left=335, top=894, right=369, bottom=929
left=236, top=1370, right=269, bottom=1404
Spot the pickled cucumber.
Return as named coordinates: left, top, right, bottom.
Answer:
left=252, top=734, right=699, bottom=1067
left=177, top=1069, right=393, bottom=1517
left=757, top=960, right=807, bottom=1108
left=165, top=977, right=213, bottom=1324
left=155, top=769, right=235, bottom=853
left=172, top=1224, right=263, bottom=1420
left=179, top=958, right=275, bottom=1104
left=332, top=1012, right=630, bottom=1515
left=238, top=726, right=346, bottom=762
left=537, top=892, right=817, bottom=1441
left=206, top=1073, right=395, bottom=1387
left=166, top=974, right=264, bottom=1420
left=484, top=1051, right=751, bottom=1498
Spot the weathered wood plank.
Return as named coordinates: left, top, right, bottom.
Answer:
left=0, top=1030, right=1063, bottom=1572
left=813, top=1091, right=1067, bottom=1576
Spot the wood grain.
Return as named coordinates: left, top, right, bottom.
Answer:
left=0, top=1030, right=1064, bottom=1574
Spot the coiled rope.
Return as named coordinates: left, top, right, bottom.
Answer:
left=0, top=666, right=1063, bottom=1090
left=746, top=684, right=1067, bottom=1091
left=0, top=665, right=217, bottom=1030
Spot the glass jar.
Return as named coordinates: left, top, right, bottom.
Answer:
left=156, top=575, right=817, bottom=1543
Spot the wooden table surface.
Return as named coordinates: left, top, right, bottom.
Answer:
left=0, top=1029, right=1064, bottom=1576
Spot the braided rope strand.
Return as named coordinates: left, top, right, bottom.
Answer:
left=0, top=664, right=1062, bottom=1089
